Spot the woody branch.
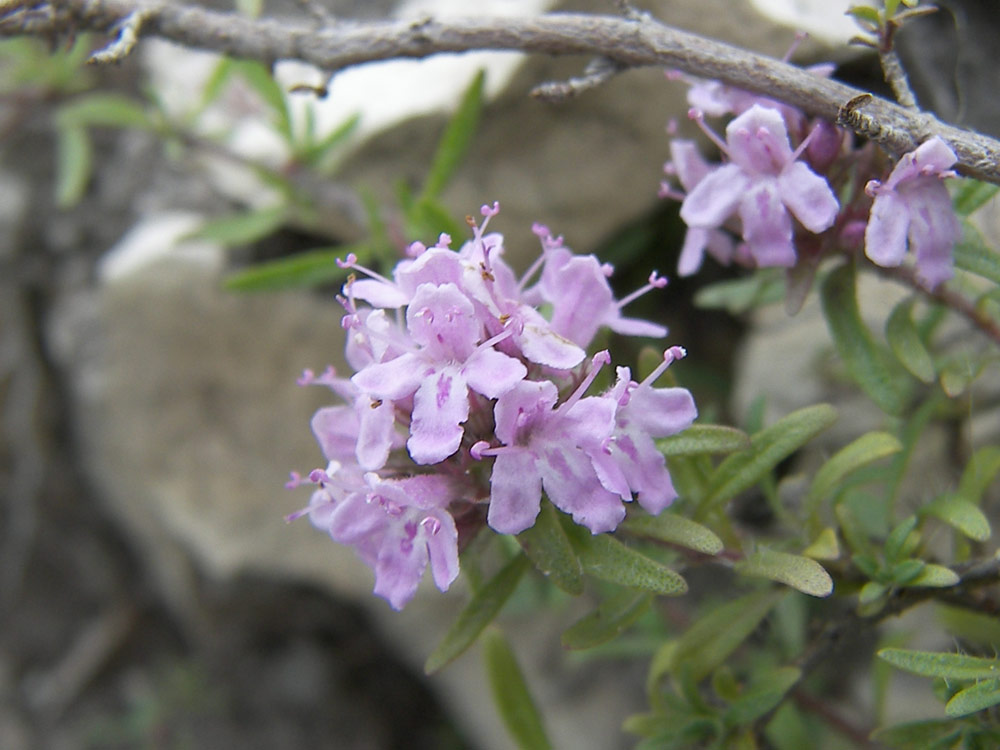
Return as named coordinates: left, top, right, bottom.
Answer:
left=3, top=0, right=1000, bottom=184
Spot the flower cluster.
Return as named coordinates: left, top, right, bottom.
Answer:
left=660, top=71, right=962, bottom=289
left=288, top=204, right=697, bottom=609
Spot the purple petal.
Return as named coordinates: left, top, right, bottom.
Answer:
left=406, top=282, right=479, bottom=361
left=589, top=446, right=632, bottom=501
left=373, top=522, right=428, bottom=610
left=408, top=366, right=469, bottom=464
left=864, top=192, right=910, bottom=267
left=311, top=405, right=359, bottom=463
left=351, top=353, right=425, bottom=401
left=778, top=161, right=839, bottom=233
left=424, top=510, right=460, bottom=591
left=356, top=396, right=397, bottom=470
left=726, top=104, right=794, bottom=175
left=625, top=387, right=697, bottom=437
left=540, top=446, right=625, bottom=533
left=463, top=347, right=527, bottom=399
left=738, top=181, right=796, bottom=267
left=349, top=279, right=409, bottom=308
left=516, top=311, right=585, bottom=369
left=487, top=450, right=543, bottom=534
left=680, top=165, right=747, bottom=228
left=494, top=380, right=558, bottom=446
left=907, top=182, right=960, bottom=288
left=607, top=316, right=668, bottom=339
left=670, top=139, right=712, bottom=191
left=678, top=228, right=709, bottom=276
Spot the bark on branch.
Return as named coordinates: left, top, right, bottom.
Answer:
left=4, top=0, right=1000, bottom=183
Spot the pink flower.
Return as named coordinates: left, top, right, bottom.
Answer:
left=864, top=136, right=960, bottom=289
left=680, top=105, right=839, bottom=268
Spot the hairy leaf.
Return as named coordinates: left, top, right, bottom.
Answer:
left=735, top=547, right=833, bottom=597
left=623, top=512, right=724, bottom=556
left=657, top=424, right=750, bottom=456
left=561, top=590, right=652, bottom=650
left=516, top=501, right=584, bottom=595
left=805, top=431, right=902, bottom=514
left=878, top=648, right=1000, bottom=680
left=425, top=554, right=530, bottom=673
left=483, top=629, right=553, bottom=750
left=821, top=263, right=907, bottom=415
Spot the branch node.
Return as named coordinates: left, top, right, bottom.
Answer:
left=88, top=8, right=149, bottom=65
left=531, top=57, right=625, bottom=102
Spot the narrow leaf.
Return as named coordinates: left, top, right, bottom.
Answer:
left=725, top=667, right=801, bottom=725
left=669, top=590, right=783, bottom=682
left=820, top=263, right=907, bottom=414
left=570, top=529, right=688, bottom=596
left=952, top=178, right=999, bottom=216
left=58, top=93, right=152, bottom=130
left=704, top=404, right=837, bottom=508
left=921, top=493, right=992, bottom=542
left=622, top=512, right=724, bottom=555
left=959, top=446, right=1000, bottom=503
left=946, top=679, right=1000, bottom=717
left=871, top=719, right=963, bottom=748
left=186, top=205, right=286, bottom=247
left=954, top=233, right=1000, bottom=285
left=425, top=554, right=530, bottom=673
left=224, top=246, right=356, bottom=291
left=735, top=547, right=833, bottom=597
left=657, top=425, right=751, bottom=456
left=937, top=604, right=1000, bottom=647
left=561, top=590, right=652, bottom=650
left=482, top=629, right=553, bottom=750
left=55, top=125, right=92, bottom=207
left=421, top=69, right=485, bottom=200
left=693, top=270, right=785, bottom=313
left=232, top=60, right=292, bottom=142
left=906, top=564, right=960, bottom=588
left=878, top=648, right=1000, bottom=680
left=516, top=501, right=584, bottom=595
left=805, top=431, right=902, bottom=514
left=886, top=299, right=936, bottom=383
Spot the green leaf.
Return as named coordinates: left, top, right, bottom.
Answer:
left=820, top=263, right=907, bottom=415
left=58, top=93, right=153, bottom=130
left=568, top=527, right=688, bottom=596
left=657, top=425, right=750, bottom=456
left=425, top=554, right=530, bottom=674
left=693, top=270, right=784, bottom=314
left=667, top=590, right=784, bottom=682
left=232, top=60, right=293, bottom=143
left=906, top=563, right=960, bottom=588
left=406, top=196, right=462, bottom=240
left=878, top=648, right=1000, bottom=680
left=186, top=205, right=286, bottom=247
left=420, top=69, right=485, bottom=201
left=724, top=667, right=801, bottom=725
left=622, top=512, right=724, bottom=556
left=953, top=178, right=999, bottom=216
left=886, top=299, right=936, bottom=383
left=954, top=232, right=1000, bottom=285
left=946, top=679, right=1000, bottom=717
left=482, top=629, right=553, bottom=750
left=804, top=431, right=902, bottom=515
left=224, top=246, right=356, bottom=291
left=703, top=404, right=837, bottom=509
left=921, top=494, right=992, bottom=542
left=516, top=501, right=584, bottom=595
left=871, top=719, right=963, bottom=749
left=301, top=113, right=360, bottom=169
left=959, top=446, right=1000, bottom=503
left=883, top=515, right=918, bottom=564
left=801, top=528, right=840, bottom=560
left=734, top=547, right=833, bottom=597
left=888, top=558, right=925, bottom=585
left=561, top=590, right=652, bottom=650
left=55, top=125, right=92, bottom=207
left=937, top=604, right=1000, bottom=647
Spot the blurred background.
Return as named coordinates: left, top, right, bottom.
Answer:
left=2, top=0, right=996, bottom=748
